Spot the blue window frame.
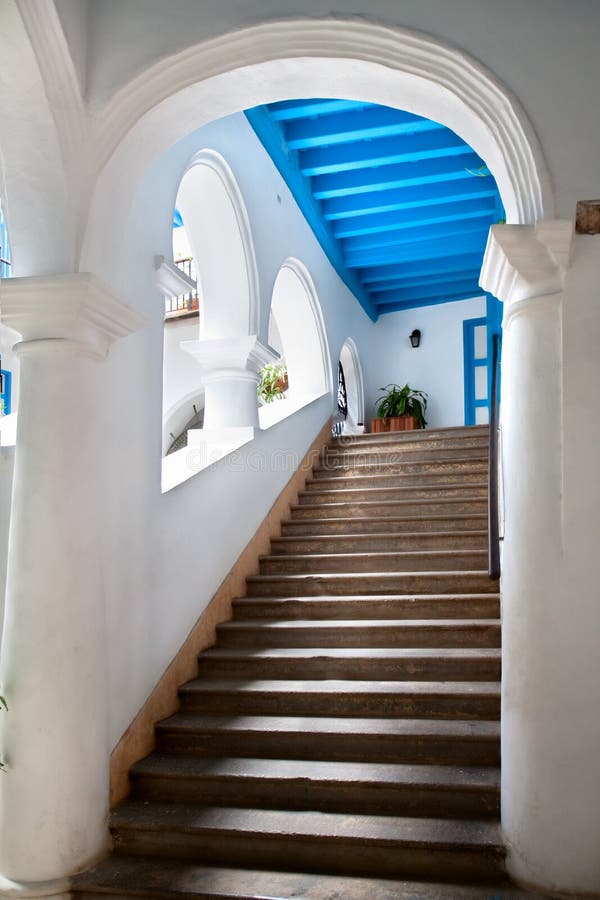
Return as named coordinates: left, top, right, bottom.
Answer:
left=0, top=369, right=11, bottom=416
left=463, top=317, right=489, bottom=425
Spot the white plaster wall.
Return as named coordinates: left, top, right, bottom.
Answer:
left=84, top=0, right=600, bottom=221
left=79, top=112, right=372, bottom=746
left=366, top=297, right=485, bottom=430
left=162, top=316, right=204, bottom=453
left=0, top=446, right=14, bottom=635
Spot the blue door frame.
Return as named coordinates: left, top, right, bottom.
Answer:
left=463, top=293, right=502, bottom=425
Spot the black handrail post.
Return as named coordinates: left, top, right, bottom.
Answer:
left=488, top=332, right=501, bottom=579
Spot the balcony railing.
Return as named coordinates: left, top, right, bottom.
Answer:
left=165, top=257, right=199, bottom=320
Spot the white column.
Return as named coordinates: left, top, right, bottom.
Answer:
left=0, top=275, right=145, bottom=898
left=480, top=222, right=580, bottom=892
left=182, top=334, right=278, bottom=439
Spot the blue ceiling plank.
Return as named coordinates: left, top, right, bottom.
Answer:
left=361, top=253, right=483, bottom=284
left=285, top=107, right=442, bottom=150
left=373, top=279, right=484, bottom=306
left=369, top=269, right=483, bottom=293
left=324, top=180, right=498, bottom=221
left=375, top=287, right=484, bottom=313
left=346, top=234, right=488, bottom=269
left=268, top=99, right=371, bottom=120
left=173, top=208, right=184, bottom=228
left=343, top=218, right=493, bottom=253
left=312, top=153, right=486, bottom=199
left=299, top=130, right=472, bottom=176
left=334, top=199, right=497, bottom=238
left=245, top=105, right=378, bottom=321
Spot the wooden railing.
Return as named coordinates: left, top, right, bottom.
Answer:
left=488, top=332, right=501, bottom=579
left=164, top=257, right=199, bottom=319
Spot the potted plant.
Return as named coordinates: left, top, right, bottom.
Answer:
left=257, top=363, right=289, bottom=404
left=372, top=383, right=428, bottom=432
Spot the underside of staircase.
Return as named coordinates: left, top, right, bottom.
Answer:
left=73, top=424, right=518, bottom=899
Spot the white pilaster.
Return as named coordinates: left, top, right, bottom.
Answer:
left=0, top=275, right=145, bottom=891
left=480, top=222, right=575, bottom=890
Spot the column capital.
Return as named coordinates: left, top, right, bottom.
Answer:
left=0, top=273, right=147, bottom=359
left=479, top=220, right=573, bottom=306
left=181, top=335, right=278, bottom=376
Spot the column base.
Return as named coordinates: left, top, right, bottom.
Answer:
left=0, top=877, right=70, bottom=899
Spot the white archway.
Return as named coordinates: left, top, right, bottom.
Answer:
left=175, top=150, right=259, bottom=337
left=339, top=337, right=365, bottom=428
left=80, top=18, right=553, bottom=273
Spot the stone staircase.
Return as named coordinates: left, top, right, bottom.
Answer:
left=74, top=424, right=512, bottom=898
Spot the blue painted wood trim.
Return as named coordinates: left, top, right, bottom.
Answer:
left=463, top=316, right=487, bottom=425
left=0, top=369, right=12, bottom=416
left=245, top=106, right=378, bottom=321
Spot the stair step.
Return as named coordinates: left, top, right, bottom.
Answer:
left=179, top=679, right=501, bottom=719
left=324, top=438, right=489, bottom=459
left=281, top=514, right=488, bottom=536
left=217, top=618, right=500, bottom=649
left=314, top=457, right=488, bottom=478
left=300, top=484, right=488, bottom=504
left=291, top=498, right=487, bottom=519
left=197, top=647, right=501, bottom=681
left=246, top=571, right=498, bottom=596
left=130, top=755, right=500, bottom=819
left=333, top=425, right=489, bottom=446
left=308, top=470, right=488, bottom=488
left=156, top=714, right=501, bottom=766
left=73, top=855, right=529, bottom=900
left=232, top=594, right=500, bottom=620
left=259, top=549, right=489, bottom=574
left=271, top=531, right=489, bottom=553
left=109, top=804, right=505, bottom=882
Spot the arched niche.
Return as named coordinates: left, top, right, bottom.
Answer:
left=339, top=338, right=365, bottom=429
left=174, top=150, right=258, bottom=338
left=260, top=259, right=332, bottom=428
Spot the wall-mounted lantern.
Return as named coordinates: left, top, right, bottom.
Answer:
left=409, top=329, right=421, bottom=348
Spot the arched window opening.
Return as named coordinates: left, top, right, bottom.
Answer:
left=337, top=338, right=365, bottom=435
left=166, top=211, right=199, bottom=320
left=259, top=260, right=332, bottom=429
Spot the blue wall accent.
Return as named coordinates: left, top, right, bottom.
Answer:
left=0, top=369, right=12, bottom=416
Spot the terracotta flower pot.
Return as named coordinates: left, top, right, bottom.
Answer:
left=388, top=415, right=416, bottom=431
left=371, top=417, right=390, bottom=433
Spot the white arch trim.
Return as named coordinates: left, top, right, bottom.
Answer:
left=90, top=18, right=552, bottom=230
left=181, top=149, right=260, bottom=336
left=339, top=337, right=365, bottom=426
left=280, top=258, right=333, bottom=396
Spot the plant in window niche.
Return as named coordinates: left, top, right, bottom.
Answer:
left=372, top=383, right=428, bottom=432
left=257, top=364, right=289, bottom=404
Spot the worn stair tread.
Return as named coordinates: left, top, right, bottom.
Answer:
left=112, top=802, right=504, bottom=849
left=291, top=498, right=487, bottom=510
left=301, top=483, right=488, bottom=496
left=235, top=592, right=499, bottom=604
left=158, top=713, right=501, bottom=741
left=131, top=754, right=500, bottom=792
left=220, top=618, right=500, bottom=630
left=248, top=571, right=496, bottom=582
left=182, top=679, right=500, bottom=697
left=283, top=514, right=488, bottom=525
left=272, top=530, right=489, bottom=543
left=260, top=549, right=488, bottom=561
left=202, top=647, right=501, bottom=660
left=73, top=855, right=535, bottom=900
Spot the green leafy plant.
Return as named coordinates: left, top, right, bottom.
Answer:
left=375, top=383, right=428, bottom=428
left=257, top=364, right=288, bottom=404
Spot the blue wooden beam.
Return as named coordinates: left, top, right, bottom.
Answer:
left=375, top=287, right=484, bottom=313
left=361, top=254, right=483, bottom=284
left=368, top=269, right=482, bottom=294
left=333, top=198, right=497, bottom=239
left=312, top=153, right=486, bottom=198
left=324, top=180, right=497, bottom=221
left=299, top=130, right=472, bottom=176
left=373, top=279, right=483, bottom=306
left=343, top=218, right=492, bottom=253
left=285, top=107, right=443, bottom=150
left=346, top=234, right=488, bottom=269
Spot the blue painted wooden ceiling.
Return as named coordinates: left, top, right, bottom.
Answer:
left=245, top=99, right=503, bottom=321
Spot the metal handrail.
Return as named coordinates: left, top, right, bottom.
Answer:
left=488, top=332, right=501, bottom=579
